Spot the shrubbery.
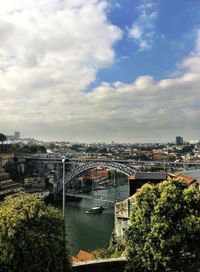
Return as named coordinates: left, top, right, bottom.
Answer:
left=125, top=178, right=200, bottom=272
left=0, top=193, right=70, bottom=272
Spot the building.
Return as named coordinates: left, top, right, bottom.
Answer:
left=115, top=172, right=168, bottom=243
left=23, top=177, right=50, bottom=197
left=114, top=172, right=199, bottom=243
left=176, top=136, right=183, bottom=145
left=6, top=131, right=21, bottom=141
left=0, top=168, right=23, bottom=200
left=171, top=173, right=200, bottom=190
left=76, top=169, right=108, bottom=189
left=71, top=250, right=95, bottom=263
left=14, top=131, right=20, bottom=140
left=114, top=195, right=135, bottom=243
left=6, top=135, right=14, bottom=141
left=0, top=144, right=11, bottom=154
left=129, top=172, right=168, bottom=196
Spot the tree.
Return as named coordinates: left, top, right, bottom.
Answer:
left=125, top=179, right=200, bottom=272
left=4, top=156, right=24, bottom=182
left=0, top=133, right=6, bottom=143
left=0, top=193, right=70, bottom=272
left=10, top=144, right=47, bottom=154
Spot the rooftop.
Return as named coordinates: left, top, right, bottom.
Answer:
left=134, top=172, right=167, bottom=180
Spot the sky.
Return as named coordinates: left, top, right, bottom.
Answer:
left=0, top=0, right=200, bottom=143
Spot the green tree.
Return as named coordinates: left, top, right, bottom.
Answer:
left=0, top=193, right=70, bottom=272
left=125, top=179, right=200, bottom=272
left=4, top=160, right=24, bottom=182
left=0, top=133, right=6, bottom=143
left=10, top=144, right=46, bottom=154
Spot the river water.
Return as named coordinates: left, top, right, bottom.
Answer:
left=57, top=169, right=200, bottom=256
left=56, top=184, right=129, bottom=255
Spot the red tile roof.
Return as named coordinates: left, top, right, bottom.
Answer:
left=76, top=250, right=95, bottom=262
left=175, top=173, right=194, bottom=184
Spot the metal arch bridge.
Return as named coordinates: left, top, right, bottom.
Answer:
left=25, top=156, right=200, bottom=168
left=57, top=160, right=137, bottom=193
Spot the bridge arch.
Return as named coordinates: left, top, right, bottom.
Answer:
left=57, top=161, right=137, bottom=192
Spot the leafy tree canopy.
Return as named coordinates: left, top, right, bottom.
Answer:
left=10, top=144, right=46, bottom=154
left=70, top=144, right=82, bottom=151
left=125, top=178, right=200, bottom=272
left=0, top=193, right=69, bottom=272
left=3, top=160, right=24, bottom=182
left=0, top=133, right=6, bottom=143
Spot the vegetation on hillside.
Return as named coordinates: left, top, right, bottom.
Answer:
left=94, top=245, right=123, bottom=259
left=10, top=143, right=46, bottom=154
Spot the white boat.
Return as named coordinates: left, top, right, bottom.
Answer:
left=86, top=205, right=105, bottom=214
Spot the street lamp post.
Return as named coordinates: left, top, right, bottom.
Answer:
left=62, top=157, right=66, bottom=218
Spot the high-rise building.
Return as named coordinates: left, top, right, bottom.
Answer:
left=176, top=136, right=183, bottom=145
left=14, top=131, right=20, bottom=140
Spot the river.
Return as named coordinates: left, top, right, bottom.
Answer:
left=57, top=169, right=200, bottom=256
left=56, top=183, right=128, bottom=255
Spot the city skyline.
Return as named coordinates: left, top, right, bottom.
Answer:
left=2, top=130, right=200, bottom=144
left=0, top=0, right=200, bottom=142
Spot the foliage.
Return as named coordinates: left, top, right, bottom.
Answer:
left=10, top=144, right=46, bottom=154
left=48, top=142, right=56, bottom=150
left=4, top=158, right=24, bottom=182
left=98, top=147, right=107, bottom=154
left=94, top=245, right=123, bottom=259
left=125, top=178, right=200, bottom=272
left=0, top=133, right=6, bottom=143
left=86, top=146, right=98, bottom=153
left=135, top=154, right=150, bottom=161
left=70, top=144, right=82, bottom=151
left=0, top=193, right=70, bottom=272
left=85, top=146, right=108, bottom=154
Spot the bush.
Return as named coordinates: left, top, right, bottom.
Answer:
left=125, top=178, right=200, bottom=272
left=0, top=193, right=70, bottom=272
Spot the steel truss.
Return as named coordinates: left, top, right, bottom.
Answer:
left=57, top=161, right=136, bottom=192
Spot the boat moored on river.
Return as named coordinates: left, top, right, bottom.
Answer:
left=86, top=205, right=105, bottom=214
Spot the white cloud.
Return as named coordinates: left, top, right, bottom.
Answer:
left=129, top=25, right=143, bottom=40
left=128, top=0, right=158, bottom=51
left=78, top=30, right=200, bottom=142
left=0, top=0, right=122, bottom=139
left=0, top=1, right=200, bottom=143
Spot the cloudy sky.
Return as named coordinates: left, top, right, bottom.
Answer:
left=1, top=0, right=200, bottom=143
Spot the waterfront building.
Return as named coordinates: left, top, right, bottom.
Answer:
left=129, top=172, right=168, bottom=196
left=114, top=194, right=135, bottom=243
left=76, top=169, right=108, bottom=189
